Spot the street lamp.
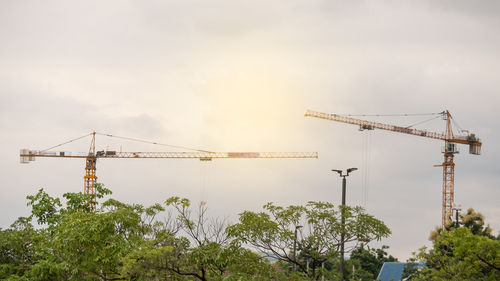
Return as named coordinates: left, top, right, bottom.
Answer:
left=452, top=203, right=462, bottom=228
left=332, top=167, right=357, bottom=281
left=293, top=225, right=303, bottom=271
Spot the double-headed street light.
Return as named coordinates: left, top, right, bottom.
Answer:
left=332, top=168, right=357, bottom=281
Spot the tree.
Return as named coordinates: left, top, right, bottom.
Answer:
left=410, top=228, right=500, bottom=280
left=1, top=185, right=166, bottom=281
left=226, top=201, right=391, bottom=280
left=48, top=200, right=150, bottom=280
left=2, top=188, right=393, bottom=281
left=429, top=208, right=494, bottom=241
left=406, top=209, right=500, bottom=281
left=0, top=217, right=38, bottom=279
left=460, top=208, right=495, bottom=238
left=121, top=197, right=278, bottom=281
left=347, top=245, right=398, bottom=281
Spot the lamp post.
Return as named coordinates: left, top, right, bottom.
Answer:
left=332, top=168, right=357, bottom=281
left=452, top=204, right=461, bottom=228
left=293, top=225, right=303, bottom=271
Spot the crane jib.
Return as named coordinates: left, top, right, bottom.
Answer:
left=20, top=150, right=319, bottom=162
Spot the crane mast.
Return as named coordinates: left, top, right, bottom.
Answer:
left=305, top=109, right=481, bottom=226
left=85, top=132, right=97, bottom=204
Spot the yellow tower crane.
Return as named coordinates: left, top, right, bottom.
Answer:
left=305, top=109, right=482, bottom=226
left=20, top=132, right=318, bottom=206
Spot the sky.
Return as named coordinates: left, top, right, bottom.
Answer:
left=1, top=0, right=499, bottom=260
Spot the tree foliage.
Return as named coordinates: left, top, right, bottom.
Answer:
left=0, top=217, right=37, bottom=279
left=406, top=209, right=500, bottom=281
left=227, top=201, right=391, bottom=280
left=429, top=208, right=494, bottom=241
left=346, top=245, right=398, bottom=281
left=122, top=196, right=276, bottom=281
left=1, top=187, right=395, bottom=280
left=1, top=188, right=284, bottom=281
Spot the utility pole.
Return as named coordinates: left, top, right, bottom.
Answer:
left=332, top=168, right=358, bottom=281
left=293, top=225, right=303, bottom=271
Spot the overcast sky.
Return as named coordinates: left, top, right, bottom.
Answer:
left=1, top=0, right=499, bottom=260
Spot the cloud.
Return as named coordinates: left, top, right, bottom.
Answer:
left=426, top=0, right=500, bottom=19
left=1, top=0, right=499, bottom=261
left=0, top=85, right=166, bottom=139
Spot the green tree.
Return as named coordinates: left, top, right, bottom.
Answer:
left=227, top=201, right=391, bottom=280
left=460, top=208, right=495, bottom=238
left=47, top=200, right=148, bottom=280
left=408, top=228, right=500, bottom=280
left=0, top=217, right=38, bottom=279
left=347, top=245, right=398, bottom=281
left=2, top=185, right=165, bottom=281
left=429, top=208, right=494, bottom=241
left=2, top=188, right=394, bottom=281
left=121, top=197, right=277, bottom=281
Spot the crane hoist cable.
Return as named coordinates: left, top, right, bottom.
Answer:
left=356, top=113, right=442, bottom=207
left=361, top=130, right=373, bottom=208
left=199, top=160, right=210, bottom=205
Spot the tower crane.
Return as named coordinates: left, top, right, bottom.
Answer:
left=305, top=109, right=482, bottom=226
left=20, top=132, right=318, bottom=206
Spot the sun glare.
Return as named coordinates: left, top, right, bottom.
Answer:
left=195, top=48, right=306, bottom=150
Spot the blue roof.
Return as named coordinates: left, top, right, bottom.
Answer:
left=377, top=262, right=406, bottom=281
